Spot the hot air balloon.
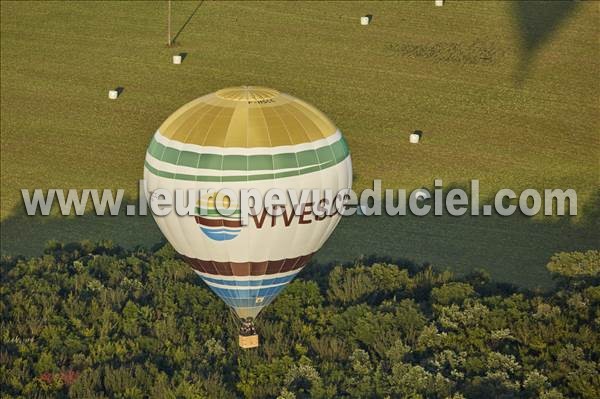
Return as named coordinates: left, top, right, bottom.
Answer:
left=144, top=86, right=352, bottom=348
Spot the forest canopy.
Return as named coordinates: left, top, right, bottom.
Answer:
left=1, top=242, right=599, bottom=398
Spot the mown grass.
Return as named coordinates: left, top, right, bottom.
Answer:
left=1, top=1, right=598, bottom=287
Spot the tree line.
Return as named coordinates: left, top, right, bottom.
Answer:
left=1, top=241, right=598, bottom=398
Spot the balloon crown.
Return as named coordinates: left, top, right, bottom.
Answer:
left=215, top=86, right=280, bottom=102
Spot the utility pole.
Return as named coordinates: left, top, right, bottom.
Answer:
left=167, top=1, right=172, bottom=46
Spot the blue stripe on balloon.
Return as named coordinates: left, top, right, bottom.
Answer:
left=207, top=285, right=288, bottom=301
left=223, top=294, right=280, bottom=308
left=200, top=271, right=300, bottom=287
left=218, top=294, right=281, bottom=313
left=200, top=228, right=239, bottom=241
left=199, top=227, right=242, bottom=233
left=200, top=226, right=240, bottom=233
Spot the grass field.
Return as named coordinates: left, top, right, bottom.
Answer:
left=1, top=1, right=598, bottom=288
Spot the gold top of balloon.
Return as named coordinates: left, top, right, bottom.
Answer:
left=215, top=86, right=280, bottom=102
left=157, top=86, right=337, bottom=148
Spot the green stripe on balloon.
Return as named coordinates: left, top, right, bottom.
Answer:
left=144, top=153, right=348, bottom=182
left=147, top=136, right=349, bottom=171
left=196, top=208, right=242, bottom=216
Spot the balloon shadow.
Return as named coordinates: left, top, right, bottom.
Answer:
left=314, top=185, right=599, bottom=289
left=1, top=186, right=598, bottom=289
left=511, top=0, right=579, bottom=85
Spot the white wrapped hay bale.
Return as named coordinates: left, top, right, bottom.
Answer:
left=108, top=90, right=118, bottom=100
left=435, top=0, right=444, bottom=6
left=361, top=16, right=370, bottom=25
left=409, top=133, right=420, bottom=143
left=173, top=55, right=182, bottom=64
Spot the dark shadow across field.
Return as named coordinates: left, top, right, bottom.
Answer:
left=171, top=0, right=205, bottom=45
left=1, top=190, right=597, bottom=289
left=318, top=210, right=598, bottom=289
left=511, top=0, right=579, bottom=84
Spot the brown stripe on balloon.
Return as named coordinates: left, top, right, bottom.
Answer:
left=233, top=262, right=252, bottom=276
left=250, top=261, right=269, bottom=276
left=267, top=259, right=284, bottom=274
left=183, top=253, right=315, bottom=276
left=278, top=258, right=294, bottom=273
left=213, top=260, right=233, bottom=276
left=201, top=259, right=219, bottom=274
left=186, top=258, right=208, bottom=274
left=194, top=216, right=242, bottom=228
left=282, top=255, right=303, bottom=274
left=288, top=254, right=311, bottom=273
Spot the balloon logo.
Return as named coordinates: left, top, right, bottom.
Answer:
left=144, top=86, right=352, bottom=347
left=195, top=195, right=242, bottom=241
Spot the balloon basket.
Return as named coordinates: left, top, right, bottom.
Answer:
left=239, top=334, right=259, bottom=349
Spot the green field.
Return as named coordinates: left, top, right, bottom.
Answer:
left=1, top=1, right=598, bottom=288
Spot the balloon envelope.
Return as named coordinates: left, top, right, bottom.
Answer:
left=144, top=86, right=352, bottom=319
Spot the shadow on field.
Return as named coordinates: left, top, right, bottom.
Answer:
left=0, top=198, right=163, bottom=257
left=172, top=0, right=205, bottom=45
left=1, top=188, right=598, bottom=289
left=323, top=185, right=599, bottom=287
left=511, top=0, right=579, bottom=84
